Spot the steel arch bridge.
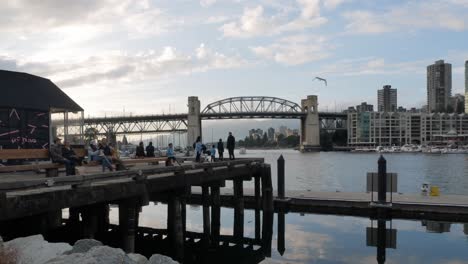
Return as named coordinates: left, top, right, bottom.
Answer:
left=201, top=96, right=304, bottom=119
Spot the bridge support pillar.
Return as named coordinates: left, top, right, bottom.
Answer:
left=300, top=95, right=321, bottom=152
left=187, top=96, right=201, bottom=148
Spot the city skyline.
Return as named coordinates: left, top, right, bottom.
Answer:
left=0, top=1, right=467, bottom=116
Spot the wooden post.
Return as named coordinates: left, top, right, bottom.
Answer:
left=254, top=175, right=261, bottom=242
left=262, top=164, right=273, bottom=257
left=233, top=177, right=244, bottom=243
left=119, top=198, right=138, bottom=253
left=378, top=155, right=387, bottom=204
left=211, top=183, right=221, bottom=246
left=202, top=185, right=211, bottom=246
left=277, top=155, right=285, bottom=199
left=82, top=206, right=98, bottom=239
left=168, top=192, right=184, bottom=262
left=277, top=212, right=285, bottom=256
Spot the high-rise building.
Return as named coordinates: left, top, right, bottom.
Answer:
left=356, top=102, right=373, bottom=112
left=465, top=60, right=468, bottom=114
left=267, top=127, right=275, bottom=141
left=427, top=60, right=452, bottom=113
left=377, top=85, right=397, bottom=112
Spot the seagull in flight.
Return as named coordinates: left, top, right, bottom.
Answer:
left=314, top=77, right=327, bottom=86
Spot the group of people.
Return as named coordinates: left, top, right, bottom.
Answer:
left=194, top=132, right=236, bottom=162
left=135, top=141, right=177, bottom=166
left=49, top=137, right=81, bottom=175
left=49, top=137, right=126, bottom=176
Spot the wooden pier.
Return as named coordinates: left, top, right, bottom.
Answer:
left=0, top=158, right=274, bottom=263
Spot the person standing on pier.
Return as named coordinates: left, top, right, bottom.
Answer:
left=166, top=143, right=176, bottom=166
left=210, top=144, right=216, bottom=162
left=146, top=142, right=155, bottom=157
left=195, top=136, right=203, bottom=162
left=217, top=138, right=224, bottom=161
left=136, top=141, right=146, bottom=158
left=49, top=137, right=76, bottom=176
left=227, top=132, right=235, bottom=160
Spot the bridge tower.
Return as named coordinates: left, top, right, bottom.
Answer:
left=187, top=96, right=202, bottom=147
left=300, top=95, right=321, bottom=152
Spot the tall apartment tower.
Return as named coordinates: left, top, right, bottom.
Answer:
left=465, top=60, right=468, bottom=114
left=427, top=60, right=452, bottom=113
left=377, top=85, right=397, bottom=112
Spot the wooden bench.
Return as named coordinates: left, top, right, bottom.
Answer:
left=0, top=148, right=86, bottom=176
left=121, top=157, right=168, bottom=166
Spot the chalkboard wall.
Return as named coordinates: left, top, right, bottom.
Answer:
left=0, top=108, right=50, bottom=149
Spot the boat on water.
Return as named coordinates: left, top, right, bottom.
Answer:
left=239, top=148, right=247, bottom=154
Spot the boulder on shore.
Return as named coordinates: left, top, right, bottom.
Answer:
left=64, top=239, right=103, bottom=254
left=148, top=254, right=179, bottom=264
left=4, top=234, right=72, bottom=264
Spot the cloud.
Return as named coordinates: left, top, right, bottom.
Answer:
left=323, top=0, right=348, bottom=10
left=0, top=0, right=179, bottom=38
left=220, top=1, right=327, bottom=38
left=343, top=1, right=467, bottom=34
left=1, top=44, right=249, bottom=88
left=200, top=0, right=217, bottom=7
left=251, top=35, right=331, bottom=65
left=317, top=57, right=428, bottom=76
left=205, top=15, right=231, bottom=24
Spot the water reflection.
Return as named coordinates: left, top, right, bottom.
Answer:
left=108, top=203, right=468, bottom=263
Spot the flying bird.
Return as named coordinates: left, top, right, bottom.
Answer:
left=314, top=77, right=327, bottom=86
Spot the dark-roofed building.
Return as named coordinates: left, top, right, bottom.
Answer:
left=0, top=70, right=83, bottom=149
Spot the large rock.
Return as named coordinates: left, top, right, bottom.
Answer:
left=45, top=246, right=136, bottom=264
left=148, top=254, right=179, bottom=264
left=64, top=239, right=103, bottom=254
left=4, top=234, right=72, bottom=264
left=128, top=253, right=148, bottom=264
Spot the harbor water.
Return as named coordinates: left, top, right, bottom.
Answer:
left=109, top=150, right=468, bottom=263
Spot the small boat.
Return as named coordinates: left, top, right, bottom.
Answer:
left=239, top=148, right=247, bottom=155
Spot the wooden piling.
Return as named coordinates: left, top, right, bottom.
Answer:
left=233, top=177, right=244, bottom=242
left=261, top=164, right=273, bottom=257
left=202, top=185, right=211, bottom=246
left=277, top=155, right=285, bottom=199
left=211, top=183, right=221, bottom=246
left=168, top=192, right=184, bottom=262
left=119, top=198, right=138, bottom=253
left=254, top=175, right=261, bottom=242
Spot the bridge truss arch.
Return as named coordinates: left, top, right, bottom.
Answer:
left=201, top=96, right=303, bottom=116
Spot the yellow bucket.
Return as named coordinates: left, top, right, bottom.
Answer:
left=430, top=186, right=440, bottom=196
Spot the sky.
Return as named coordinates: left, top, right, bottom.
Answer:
left=1, top=0, right=468, bottom=119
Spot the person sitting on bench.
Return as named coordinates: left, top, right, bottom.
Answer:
left=62, top=141, right=82, bottom=166
left=49, top=137, right=75, bottom=176
left=98, top=141, right=114, bottom=172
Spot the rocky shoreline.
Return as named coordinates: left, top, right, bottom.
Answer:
left=0, top=235, right=178, bottom=264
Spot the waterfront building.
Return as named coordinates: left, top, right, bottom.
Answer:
left=279, top=126, right=287, bottom=136
left=427, top=60, right=452, bottom=113
left=450, top=94, right=465, bottom=114
left=377, top=85, right=397, bottom=112
left=356, top=102, right=374, bottom=113
left=249, top=128, right=263, bottom=139
left=347, top=112, right=468, bottom=146
left=267, top=127, right=275, bottom=141
left=465, top=60, right=468, bottom=113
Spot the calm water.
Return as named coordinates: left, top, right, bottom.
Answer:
left=112, top=150, right=468, bottom=263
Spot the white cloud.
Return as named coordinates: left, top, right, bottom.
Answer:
left=220, top=1, right=327, bottom=38
left=205, top=15, right=231, bottom=24
left=317, top=57, right=428, bottom=76
left=0, top=0, right=179, bottom=38
left=0, top=44, right=249, bottom=88
left=200, top=0, right=217, bottom=7
left=323, top=0, right=347, bottom=10
left=343, top=1, right=467, bottom=34
left=251, top=34, right=330, bottom=65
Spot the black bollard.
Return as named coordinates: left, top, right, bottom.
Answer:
left=378, top=155, right=387, bottom=204
left=277, top=155, right=285, bottom=199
